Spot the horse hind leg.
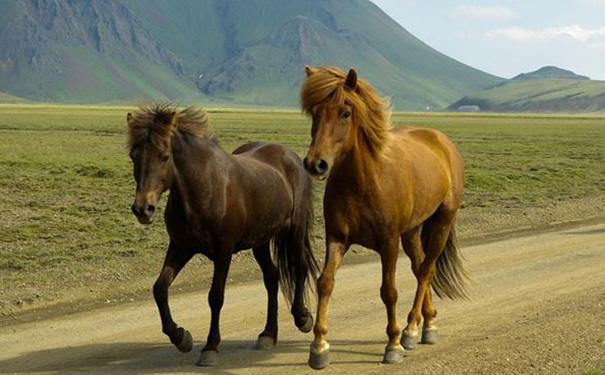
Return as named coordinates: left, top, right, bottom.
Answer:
left=402, top=209, right=457, bottom=350
left=401, top=227, right=438, bottom=350
left=153, top=242, right=194, bottom=353
left=279, top=194, right=317, bottom=334
left=290, top=231, right=315, bottom=333
left=252, top=242, right=279, bottom=350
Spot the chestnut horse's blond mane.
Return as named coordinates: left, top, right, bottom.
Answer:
left=127, top=104, right=211, bottom=150
left=300, top=66, right=392, bottom=158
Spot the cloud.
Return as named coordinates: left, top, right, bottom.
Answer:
left=486, top=25, right=605, bottom=43
left=579, top=0, right=605, bottom=8
left=449, top=5, right=516, bottom=21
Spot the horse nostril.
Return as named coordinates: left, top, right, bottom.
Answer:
left=315, top=159, right=328, bottom=174
left=144, top=204, right=156, bottom=215
left=303, top=157, right=310, bottom=170
left=131, top=204, right=139, bottom=216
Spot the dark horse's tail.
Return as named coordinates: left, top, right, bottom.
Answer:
left=273, top=175, right=319, bottom=306
left=422, top=225, right=469, bottom=300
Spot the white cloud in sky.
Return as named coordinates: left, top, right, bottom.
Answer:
left=486, top=25, right=605, bottom=43
left=579, top=0, right=605, bottom=8
left=449, top=5, right=516, bottom=21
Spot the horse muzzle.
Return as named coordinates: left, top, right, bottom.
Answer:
left=131, top=203, right=156, bottom=224
left=303, top=157, right=330, bottom=180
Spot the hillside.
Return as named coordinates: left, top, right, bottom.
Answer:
left=0, top=91, right=28, bottom=103
left=449, top=78, right=605, bottom=113
left=0, top=0, right=502, bottom=109
left=512, top=66, right=589, bottom=81
left=0, top=0, right=202, bottom=103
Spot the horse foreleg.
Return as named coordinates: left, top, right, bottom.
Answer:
left=402, top=227, right=438, bottom=349
left=308, top=238, right=347, bottom=370
left=153, top=242, right=194, bottom=352
left=252, top=242, right=279, bottom=350
left=402, top=216, right=453, bottom=350
left=197, top=252, right=232, bottom=367
left=380, top=240, right=405, bottom=364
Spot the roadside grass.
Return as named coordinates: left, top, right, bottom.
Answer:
left=0, top=105, right=603, bottom=317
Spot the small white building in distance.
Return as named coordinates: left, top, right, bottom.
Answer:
left=457, top=105, right=481, bottom=112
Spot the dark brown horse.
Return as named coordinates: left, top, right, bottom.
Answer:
left=300, top=67, right=468, bottom=369
left=126, top=105, right=318, bottom=366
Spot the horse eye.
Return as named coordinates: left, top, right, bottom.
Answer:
left=340, top=111, right=351, bottom=120
left=160, top=154, right=170, bottom=163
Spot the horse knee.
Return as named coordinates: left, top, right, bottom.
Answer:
left=380, top=284, right=397, bottom=305
left=316, top=274, right=334, bottom=296
left=208, top=289, right=225, bottom=311
left=153, top=279, right=168, bottom=301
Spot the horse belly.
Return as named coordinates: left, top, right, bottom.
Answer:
left=235, top=180, right=293, bottom=250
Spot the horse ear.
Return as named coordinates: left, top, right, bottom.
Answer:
left=126, top=112, right=133, bottom=124
left=168, top=111, right=178, bottom=131
left=345, top=68, right=357, bottom=90
left=305, top=66, right=315, bottom=77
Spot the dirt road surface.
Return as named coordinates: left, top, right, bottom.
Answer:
left=1, top=222, right=604, bottom=374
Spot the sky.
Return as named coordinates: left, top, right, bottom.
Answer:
left=370, top=0, right=605, bottom=80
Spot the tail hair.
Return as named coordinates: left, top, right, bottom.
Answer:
left=273, top=193, right=319, bottom=306
left=422, top=225, right=469, bottom=300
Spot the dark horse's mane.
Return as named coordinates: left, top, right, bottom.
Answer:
left=127, top=104, right=212, bottom=151
left=300, top=66, right=392, bottom=158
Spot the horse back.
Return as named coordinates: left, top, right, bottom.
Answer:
left=233, top=141, right=308, bottom=198
left=228, top=142, right=309, bottom=248
left=390, top=126, right=464, bottom=211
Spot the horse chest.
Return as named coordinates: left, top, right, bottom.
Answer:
left=325, top=193, right=394, bottom=248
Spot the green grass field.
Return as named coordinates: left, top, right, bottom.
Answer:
left=0, top=105, right=604, bottom=318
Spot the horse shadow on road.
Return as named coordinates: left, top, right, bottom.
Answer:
left=0, top=338, right=385, bottom=374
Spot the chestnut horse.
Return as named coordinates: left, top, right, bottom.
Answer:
left=127, top=105, right=318, bottom=366
left=301, top=67, right=468, bottom=369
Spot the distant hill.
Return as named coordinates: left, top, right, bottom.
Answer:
left=512, top=66, right=590, bottom=81
left=0, top=91, right=28, bottom=103
left=449, top=67, right=605, bottom=113
left=0, top=0, right=502, bottom=109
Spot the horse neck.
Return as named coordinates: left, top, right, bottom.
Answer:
left=170, top=132, right=231, bottom=219
left=330, top=131, right=381, bottom=194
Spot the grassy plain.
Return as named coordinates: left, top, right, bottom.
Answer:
left=0, top=105, right=603, bottom=319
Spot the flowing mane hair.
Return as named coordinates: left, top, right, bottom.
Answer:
left=300, top=66, right=392, bottom=158
left=127, top=104, right=212, bottom=151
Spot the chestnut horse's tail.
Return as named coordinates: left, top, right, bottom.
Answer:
left=273, top=178, right=319, bottom=306
left=424, top=225, right=469, bottom=300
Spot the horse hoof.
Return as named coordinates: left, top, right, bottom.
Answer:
left=196, top=350, right=219, bottom=367
left=421, top=328, right=438, bottom=345
left=382, top=345, right=405, bottom=364
left=308, top=349, right=330, bottom=370
left=401, top=333, right=418, bottom=350
left=297, top=314, right=314, bottom=333
left=176, top=330, right=193, bottom=353
left=255, top=335, right=275, bottom=350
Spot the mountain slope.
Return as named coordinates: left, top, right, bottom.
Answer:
left=0, top=91, right=28, bottom=103
left=0, top=0, right=503, bottom=109
left=0, top=0, right=202, bottom=103
left=449, top=77, right=605, bottom=113
left=512, top=66, right=589, bottom=81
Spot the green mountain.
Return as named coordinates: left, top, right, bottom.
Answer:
left=449, top=67, right=605, bottom=113
left=0, top=0, right=503, bottom=109
left=0, top=91, right=28, bottom=103
left=512, top=66, right=589, bottom=81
